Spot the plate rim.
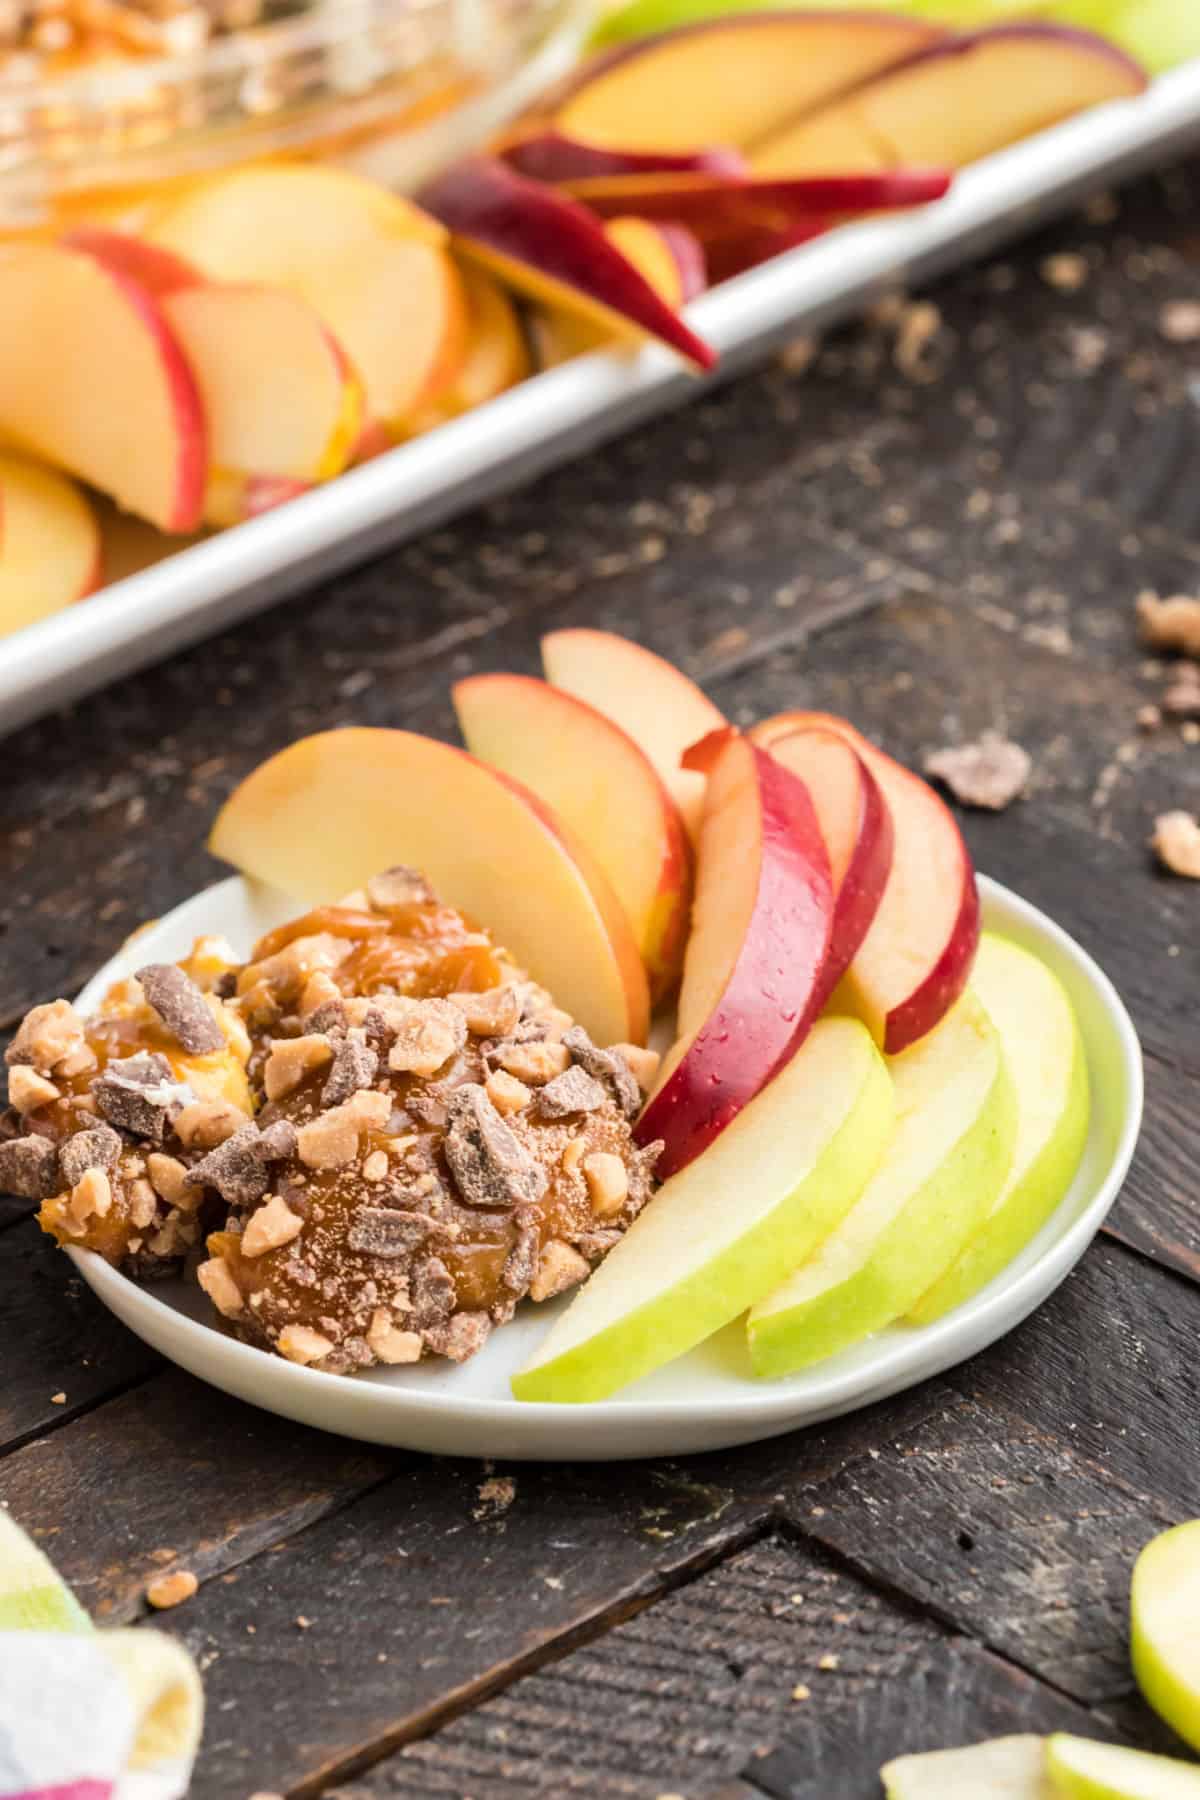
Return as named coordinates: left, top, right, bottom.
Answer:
left=68, top=868, right=1144, bottom=1429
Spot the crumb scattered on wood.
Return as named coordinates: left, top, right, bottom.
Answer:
left=924, top=732, right=1031, bottom=810
left=1137, top=704, right=1163, bottom=732
left=146, top=1569, right=197, bottom=1610
left=1184, top=723, right=1200, bottom=746
left=817, top=1653, right=841, bottom=1671
left=50, top=1391, right=65, bottom=1405
left=1152, top=811, right=1200, bottom=878
left=893, top=300, right=942, bottom=378
left=1159, top=299, right=1200, bottom=344
left=474, top=1475, right=516, bottom=1518
left=1137, top=591, right=1200, bottom=658
left=791, top=1683, right=812, bottom=1701
left=1163, top=663, right=1200, bottom=718
left=295, top=1615, right=312, bottom=1629
left=1041, top=252, right=1089, bottom=292
left=777, top=334, right=818, bottom=375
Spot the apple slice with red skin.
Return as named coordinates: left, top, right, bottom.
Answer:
left=750, top=710, right=979, bottom=1054
left=703, top=218, right=828, bottom=284
left=549, top=12, right=947, bottom=155
left=634, top=730, right=834, bottom=1179
left=558, top=168, right=952, bottom=224
left=65, top=228, right=362, bottom=523
left=541, top=627, right=727, bottom=846
left=752, top=22, right=1146, bottom=177
left=530, top=216, right=706, bottom=368
left=400, top=266, right=530, bottom=436
left=0, top=240, right=206, bottom=531
left=501, top=129, right=746, bottom=184
left=418, top=158, right=716, bottom=370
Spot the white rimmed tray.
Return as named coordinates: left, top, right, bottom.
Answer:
left=67, top=870, right=1143, bottom=1462
left=5, top=57, right=1200, bottom=738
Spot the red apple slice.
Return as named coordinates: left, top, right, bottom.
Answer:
left=541, top=628, right=727, bottom=846
left=751, top=711, right=979, bottom=1054
left=559, top=168, right=952, bottom=223
left=0, top=452, right=102, bottom=636
left=501, top=129, right=746, bottom=183
left=65, top=229, right=363, bottom=519
left=145, top=163, right=468, bottom=432
left=635, top=731, right=833, bottom=1177
left=531, top=216, right=706, bottom=368
left=754, top=22, right=1146, bottom=176
left=704, top=218, right=829, bottom=284
left=453, top=672, right=693, bottom=1001
left=0, top=241, right=206, bottom=531
left=400, top=266, right=530, bottom=436
left=209, top=727, right=650, bottom=1048
left=418, top=158, right=716, bottom=370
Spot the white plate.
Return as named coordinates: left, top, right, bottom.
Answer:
left=5, top=60, right=1200, bottom=737
left=67, top=870, right=1142, bottom=1461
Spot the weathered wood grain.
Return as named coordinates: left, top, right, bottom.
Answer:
left=0, top=1220, right=156, bottom=1455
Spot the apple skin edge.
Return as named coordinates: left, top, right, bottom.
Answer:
left=881, top=870, right=980, bottom=1055
left=417, top=158, right=717, bottom=371
left=500, top=129, right=748, bottom=183
left=635, top=739, right=834, bottom=1178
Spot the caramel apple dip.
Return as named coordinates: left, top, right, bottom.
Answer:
left=5, top=867, right=662, bottom=1373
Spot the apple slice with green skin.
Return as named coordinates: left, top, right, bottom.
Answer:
left=208, top=727, right=650, bottom=1047
left=909, top=933, right=1089, bottom=1325
left=751, top=711, right=979, bottom=1053
left=501, top=129, right=746, bottom=183
left=513, top=1015, right=892, bottom=1403
left=550, top=12, right=947, bottom=155
left=400, top=267, right=530, bottom=436
left=1046, top=1737, right=1200, bottom=1799
left=635, top=731, right=834, bottom=1178
left=1131, top=1522, right=1200, bottom=1754
left=452, top=673, right=693, bottom=1004
left=753, top=23, right=1146, bottom=178
left=559, top=168, right=952, bottom=223
left=418, top=158, right=716, bottom=370
left=146, top=162, right=469, bottom=434
left=747, top=989, right=1015, bottom=1377
left=0, top=241, right=206, bottom=531
left=882, top=1736, right=1053, bottom=1798
left=542, top=628, right=727, bottom=845
left=64, top=228, right=363, bottom=523
left=0, top=452, right=102, bottom=636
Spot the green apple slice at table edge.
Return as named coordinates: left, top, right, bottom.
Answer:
left=1132, top=1521, right=1200, bottom=1753
left=1046, top=1735, right=1200, bottom=1798
left=881, top=1735, right=1054, bottom=1798
left=747, top=989, right=1016, bottom=1378
left=512, top=1015, right=893, bottom=1404
left=908, top=932, right=1089, bottom=1326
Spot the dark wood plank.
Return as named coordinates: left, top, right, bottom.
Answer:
left=327, top=1536, right=1100, bottom=1800
left=0, top=1218, right=157, bottom=1455
left=1108, top=1049, right=1200, bottom=1284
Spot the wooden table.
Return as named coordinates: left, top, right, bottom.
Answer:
left=3, top=153, right=1200, bottom=1800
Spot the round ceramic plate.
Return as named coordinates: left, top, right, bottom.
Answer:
left=69, top=873, right=1142, bottom=1462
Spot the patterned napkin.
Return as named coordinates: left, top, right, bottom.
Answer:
left=0, top=1508, right=203, bottom=1800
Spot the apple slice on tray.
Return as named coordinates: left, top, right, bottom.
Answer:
left=634, top=730, right=834, bottom=1178
left=0, top=452, right=102, bottom=636
left=0, top=240, right=207, bottom=531
left=541, top=627, right=728, bottom=845
left=144, top=163, right=470, bottom=439
left=452, top=672, right=693, bottom=1002
left=513, top=1015, right=893, bottom=1403
left=554, top=168, right=952, bottom=225
left=751, top=711, right=980, bottom=1053
left=63, top=229, right=363, bottom=527
left=910, top=932, right=1089, bottom=1325
left=500, top=128, right=747, bottom=183
left=746, top=989, right=1016, bottom=1378
left=750, top=22, right=1147, bottom=175
left=417, top=158, right=716, bottom=370
left=400, top=267, right=530, bottom=436
left=530, top=217, right=706, bottom=369
left=208, top=726, right=650, bottom=1047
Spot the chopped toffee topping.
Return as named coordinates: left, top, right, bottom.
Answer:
left=93, top=1052, right=192, bottom=1143
left=366, top=866, right=435, bottom=910
left=561, top=1026, right=642, bottom=1120
left=0, top=1134, right=60, bottom=1198
left=186, top=1124, right=273, bottom=1207
left=59, top=1124, right=123, bottom=1189
left=136, top=962, right=226, bottom=1055
left=346, top=1207, right=441, bottom=1259
left=321, top=1027, right=379, bottom=1109
left=536, top=1066, right=607, bottom=1119
left=443, top=1083, right=548, bottom=1210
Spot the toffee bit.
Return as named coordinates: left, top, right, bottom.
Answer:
left=0, top=1134, right=60, bottom=1199
left=1160, top=300, right=1200, bottom=344
left=321, top=1026, right=378, bottom=1109
left=58, top=1124, right=122, bottom=1189
left=146, top=1569, right=198, bottom=1610
left=93, top=1051, right=192, bottom=1143
left=185, top=1123, right=272, bottom=1206
left=366, top=865, right=435, bottom=910
left=423, top=1310, right=491, bottom=1363
left=535, top=1066, right=607, bottom=1119
left=561, top=1026, right=641, bottom=1119
left=924, top=732, right=1031, bottom=811
left=1162, top=663, right=1200, bottom=718
left=135, top=962, right=225, bottom=1055
left=443, top=1083, right=548, bottom=1210
left=347, top=1207, right=440, bottom=1259
left=409, top=1255, right=455, bottom=1327
left=1152, top=810, right=1200, bottom=879
left=253, top=1118, right=298, bottom=1162
left=501, top=1207, right=540, bottom=1295
left=1137, top=591, right=1200, bottom=659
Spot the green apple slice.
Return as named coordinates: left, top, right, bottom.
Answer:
left=1132, top=1522, right=1200, bottom=1752
left=908, top=933, right=1089, bottom=1326
left=512, top=1016, right=893, bottom=1403
left=747, top=990, right=1015, bottom=1377
left=1046, top=1736, right=1200, bottom=1798
left=882, top=1735, right=1053, bottom=1797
